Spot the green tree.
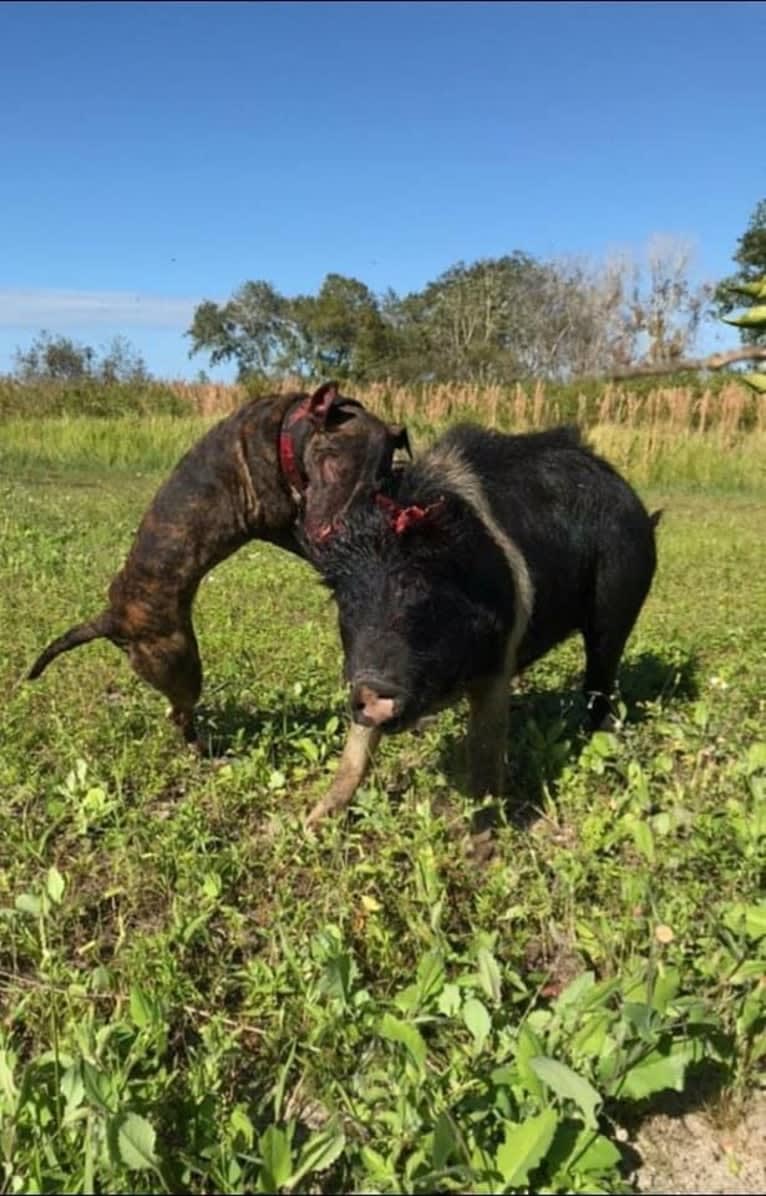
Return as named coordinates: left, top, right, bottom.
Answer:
left=186, top=281, right=306, bottom=380
left=187, top=275, right=392, bottom=382
left=13, top=331, right=149, bottom=383
left=386, top=254, right=606, bottom=383
left=386, top=256, right=535, bottom=383
left=13, top=331, right=95, bottom=380
left=714, top=199, right=766, bottom=344
left=97, top=335, right=149, bottom=383
left=299, top=273, right=391, bottom=381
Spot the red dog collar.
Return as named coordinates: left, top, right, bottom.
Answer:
left=278, top=396, right=313, bottom=498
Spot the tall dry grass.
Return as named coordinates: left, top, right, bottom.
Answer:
left=1, top=375, right=763, bottom=492
left=167, top=377, right=764, bottom=439
left=2, top=395, right=763, bottom=495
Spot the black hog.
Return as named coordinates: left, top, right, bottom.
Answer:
left=301, top=423, right=660, bottom=826
left=28, top=382, right=409, bottom=748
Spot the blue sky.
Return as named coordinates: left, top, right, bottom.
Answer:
left=1, top=0, right=764, bottom=379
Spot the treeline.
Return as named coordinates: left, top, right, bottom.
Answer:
left=6, top=200, right=765, bottom=393
left=187, top=241, right=712, bottom=384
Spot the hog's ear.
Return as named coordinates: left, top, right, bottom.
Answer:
left=307, top=381, right=340, bottom=426
left=390, top=424, right=412, bottom=458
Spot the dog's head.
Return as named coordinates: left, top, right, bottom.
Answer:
left=297, top=382, right=411, bottom=540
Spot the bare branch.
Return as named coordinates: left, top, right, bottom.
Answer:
left=594, top=345, right=766, bottom=381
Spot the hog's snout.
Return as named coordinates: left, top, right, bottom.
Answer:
left=351, top=677, right=404, bottom=727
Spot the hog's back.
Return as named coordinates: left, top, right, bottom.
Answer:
left=432, top=425, right=657, bottom=667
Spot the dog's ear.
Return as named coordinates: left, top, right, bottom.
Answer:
left=307, top=382, right=341, bottom=426
left=389, top=424, right=412, bottom=458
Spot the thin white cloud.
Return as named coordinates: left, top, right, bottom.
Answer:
left=0, top=288, right=202, bottom=330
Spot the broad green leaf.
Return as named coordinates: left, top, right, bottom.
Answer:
left=405, top=1146, right=428, bottom=1180
left=569, top=1128, right=621, bottom=1175
left=15, top=893, right=42, bottom=916
left=742, top=372, right=766, bottom=393
left=297, top=736, right=319, bottom=763
left=129, top=987, right=154, bottom=1030
left=651, top=966, right=681, bottom=1013
left=60, top=1063, right=84, bottom=1115
left=379, top=1013, right=427, bottom=1069
left=750, top=1029, right=766, bottom=1064
left=746, top=742, right=766, bottom=775
left=652, top=811, right=672, bottom=836
left=230, top=1104, right=255, bottom=1149
left=723, top=902, right=766, bottom=941
left=361, top=1145, right=394, bottom=1181
left=495, top=1108, right=559, bottom=1186
left=622, top=1002, right=655, bottom=1040
left=738, top=992, right=764, bottom=1036
left=629, top=818, right=655, bottom=864
left=394, top=982, right=420, bottom=1014
left=571, top=1010, right=611, bottom=1058
left=618, top=1046, right=688, bottom=1100
left=515, top=1023, right=545, bottom=1098
left=0, top=1050, right=17, bottom=1106
left=463, top=997, right=492, bottom=1052
left=416, top=949, right=446, bottom=1005
left=729, top=959, right=766, bottom=984
left=82, top=1061, right=112, bottom=1113
left=46, top=866, right=65, bottom=904
left=437, top=982, right=461, bottom=1016
left=432, top=1111, right=457, bottom=1169
left=555, top=971, right=595, bottom=1010
left=579, top=971, right=622, bottom=1009
left=259, top=1125, right=293, bottom=1190
left=290, top=1126, right=346, bottom=1187
left=114, top=1112, right=158, bottom=1171
left=477, top=947, right=502, bottom=1005
left=321, top=951, right=355, bottom=1008
left=530, top=1056, right=602, bottom=1128
left=591, top=731, right=618, bottom=758
left=90, top=965, right=112, bottom=993
left=201, top=871, right=222, bottom=901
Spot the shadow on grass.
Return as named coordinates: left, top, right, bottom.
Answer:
left=195, top=692, right=343, bottom=758
left=197, top=647, right=699, bottom=840
left=436, top=647, right=701, bottom=837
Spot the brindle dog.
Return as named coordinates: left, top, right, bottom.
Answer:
left=28, top=382, right=409, bottom=748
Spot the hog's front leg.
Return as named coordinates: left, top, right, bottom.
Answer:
left=305, top=723, right=382, bottom=828
left=466, top=671, right=511, bottom=797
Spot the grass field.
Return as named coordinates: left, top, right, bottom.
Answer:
left=1, top=415, right=765, bottom=1193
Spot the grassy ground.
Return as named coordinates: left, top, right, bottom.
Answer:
left=1, top=422, right=765, bottom=1193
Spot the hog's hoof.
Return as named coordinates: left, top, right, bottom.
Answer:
left=304, top=798, right=333, bottom=831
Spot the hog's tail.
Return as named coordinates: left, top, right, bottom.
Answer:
left=27, top=612, right=113, bottom=680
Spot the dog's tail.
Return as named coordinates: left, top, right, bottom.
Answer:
left=27, top=612, right=113, bottom=680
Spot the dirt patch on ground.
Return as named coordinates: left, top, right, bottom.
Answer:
left=628, top=1091, right=766, bottom=1194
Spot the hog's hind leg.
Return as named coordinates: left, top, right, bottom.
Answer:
left=582, top=566, right=654, bottom=731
